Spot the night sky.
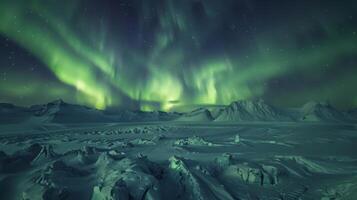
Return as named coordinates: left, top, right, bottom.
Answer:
left=0, top=0, right=356, bottom=111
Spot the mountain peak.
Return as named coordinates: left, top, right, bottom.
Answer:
left=176, top=108, right=213, bottom=121
left=48, top=99, right=66, bottom=106
left=216, top=99, right=292, bottom=121
left=301, top=101, right=334, bottom=114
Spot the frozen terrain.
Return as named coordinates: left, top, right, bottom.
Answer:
left=1, top=100, right=357, bottom=199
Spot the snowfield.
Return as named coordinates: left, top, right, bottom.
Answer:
left=1, top=99, right=357, bottom=199
left=1, top=121, right=357, bottom=200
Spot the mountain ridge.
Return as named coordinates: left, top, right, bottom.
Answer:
left=0, top=99, right=356, bottom=124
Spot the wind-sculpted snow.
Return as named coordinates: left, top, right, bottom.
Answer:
left=92, top=154, right=163, bottom=200
left=174, top=135, right=216, bottom=146
left=215, top=153, right=281, bottom=186
left=1, top=123, right=357, bottom=199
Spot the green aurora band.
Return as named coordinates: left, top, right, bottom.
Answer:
left=0, top=0, right=356, bottom=110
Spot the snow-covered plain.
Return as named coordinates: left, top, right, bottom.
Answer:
left=1, top=121, right=357, bottom=200
left=1, top=100, right=357, bottom=199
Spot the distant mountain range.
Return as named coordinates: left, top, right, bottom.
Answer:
left=1, top=99, right=356, bottom=124
left=215, top=99, right=294, bottom=121
left=177, top=99, right=357, bottom=123
left=0, top=99, right=181, bottom=124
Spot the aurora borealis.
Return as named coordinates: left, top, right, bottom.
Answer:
left=0, top=0, right=356, bottom=111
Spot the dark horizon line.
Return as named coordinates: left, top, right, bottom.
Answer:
left=1, top=98, right=356, bottom=112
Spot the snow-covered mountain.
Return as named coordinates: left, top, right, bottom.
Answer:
left=215, top=99, right=294, bottom=122
left=29, top=99, right=182, bottom=123
left=103, top=109, right=181, bottom=122
left=0, top=99, right=356, bottom=124
left=29, top=99, right=110, bottom=123
left=0, top=99, right=181, bottom=124
left=176, top=108, right=213, bottom=122
left=299, top=101, right=350, bottom=122
left=0, top=103, right=32, bottom=124
left=211, top=100, right=356, bottom=123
